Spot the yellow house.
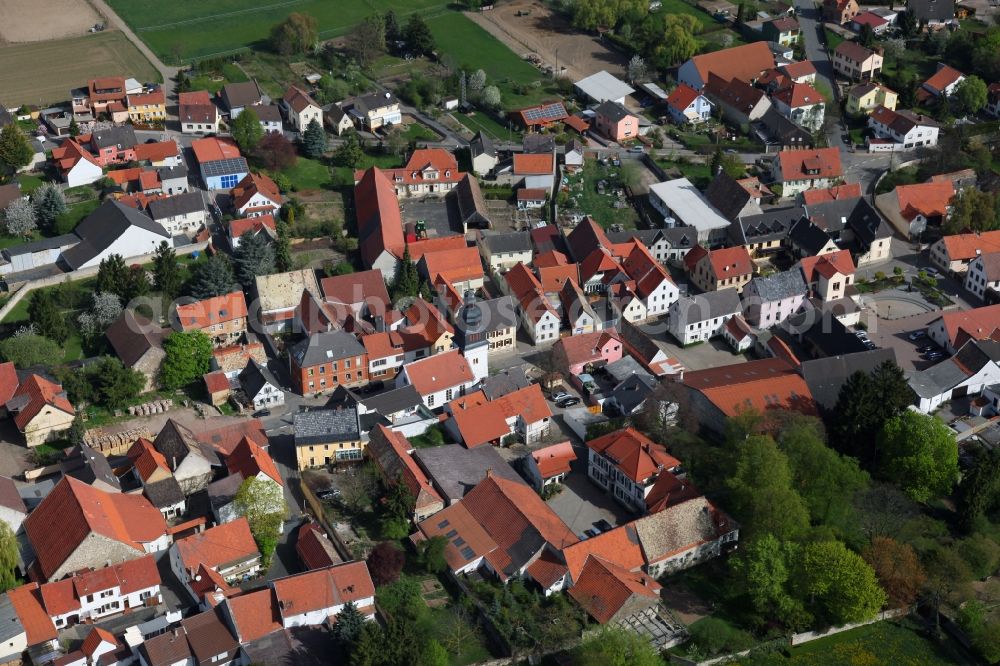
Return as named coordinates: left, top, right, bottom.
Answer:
left=293, top=408, right=367, bottom=470
left=2, top=371, right=76, bottom=447
left=846, top=82, right=897, bottom=116
left=127, top=90, right=167, bottom=123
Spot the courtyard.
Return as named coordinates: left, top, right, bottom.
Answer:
left=544, top=443, right=634, bottom=537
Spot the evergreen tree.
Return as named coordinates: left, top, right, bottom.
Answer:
left=0, top=124, right=32, bottom=176
left=958, top=448, right=1000, bottom=532
left=333, top=601, right=366, bottom=647
left=302, top=118, right=327, bottom=159
left=32, top=183, right=68, bottom=232
left=405, top=14, right=435, bottom=56
left=390, top=244, right=419, bottom=300
left=384, top=9, right=401, bottom=42
left=68, top=118, right=80, bottom=138
left=274, top=220, right=293, bottom=272
left=96, top=253, right=130, bottom=298
left=230, top=107, right=264, bottom=152
left=124, top=265, right=151, bottom=302
left=188, top=255, right=237, bottom=299
left=152, top=241, right=183, bottom=300
left=233, top=232, right=276, bottom=286
left=27, top=290, right=68, bottom=343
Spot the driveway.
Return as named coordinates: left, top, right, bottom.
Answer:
left=545, top=448, right=633, bottom=536
left=793, top=0, right=843, bottom=147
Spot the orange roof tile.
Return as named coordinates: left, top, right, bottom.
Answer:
left=0, top=362, right=16, bottom=407
left=526, top=549, right=568, bottom=589
left=271, top=562, right=375, bottom=618
left=225, top=589, right=282, bottom=642
left=176, top=291, right=248, bottom=332
left=193, top=418, right=268, bottom=457
left=447, top=384, right=552, bottom=448
left=174, top=518, right=259, bottom=575
left=403, top=350, right=474, bottom=395
left=777, top=147, right=842, bottom=181
left=568, top=555, right=661, bottom=623
left=204, top=371, right=231, bottom=396
left=801, top=183, right=862, bottom=205
left=586, top=427, right=679, bottom=485
left=555, top=329, right=623, bottom=370
left=375, top=148, right=464, bottom=187
left=8, top=583, right=57, bottom=645
left=799, top=248, right=856, bottom=282
left=356, top=167, right=404, bottom=267
left=644, top=472, right=702, bottom=513
left=683, top=358, right=817, bottom=418
left=940, top=230, right=1000, bottom=262
left=420, top=246, right=484, bottom=285
left=134, top=140, right=177, bottom=163
left=416, top=502, right=498, bottom=571
left=895, top=181, right=954, bottom=221
left=82, top=627, right=117, bottom=657
left=687, top=41, right=775, bottom=87
left=191, top=137, right=241, bottom=163
left=513, top=153, right=554, bottom=176
left=705, top=246, right=753, bottom=280
left=295, top=522, right=341, bottom=571
left=127, top=437, right=171, bottom=482
left=229, top=214, right=277, bottom=240
left=773, top=82, right=823, bottom=108
left=935, top=304, right=1000, bottom=346
left=666, top=83, right=702, bottom=111
left=531, top=441, right=577, bottom=479
left=923, top=65, right=964, bottom=95
left=231, top=172, right=283, bottom=211
left=226, top=437, right=282, bottom=485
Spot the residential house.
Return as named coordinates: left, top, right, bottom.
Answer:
left=153, top=419, right=222, bottom=494
left=832, top=42, right=883, bottom=81
left=802, top=195, right=893, bottom=266
left=0, top=476, right=26, bottom=535
left=127, top=89, right=166, bottom=124
left=909, top=339, right=1000, bottom=412
left=371, top=148, right=465, bottom=198
left=771, top=147, right=843, bottom=198
left=666, top=84, right=714, bottom=125
left=723, top=314, right=755, bottom=352
left=965, top=253, right=1000, bottom=302
left=918, top=64, right=965, bottom=104
left=703, top=76, right=772, bottom=126
left=85, top=77, right=127, bottom=117
left=470, top=132, right=498, bottom=176
left=414, top=472, right=578, bottom=582
left=326, top=384, right=435, bottom=437
left=931, top=230, right=1000, bottom=274
left=762, top=17, right=800, bottom=45
left=238, top=360, right=284, bottom=411
left=156, top=164, right=189, bottom=195
left=296, top=522, right=342, bottom=570
left=564, top=139, right=586, bottom=170
left=677, top=41, right=776, bottom=90
left=319, top=268, right=391, bottom=322
left=728, top=206, right=803, bottom=257
left=479, top=231, right=533, bottom=272
left=324, top=103, right=355, bottom=135
left=648, top=178, right=732, bottom=246
left=86, top=127, right=137, bottom=166
left=220, top=80, right=264, bottom=118
left=270, top=562, right=376, bottom=627
left=705, top=172, right=764, bottom=222
left=758, top=106, right=814, bottom=150
left=876, top=180, right=954, bottom=238
left=666, top=290, right=743, bottom=345
left=684, top=244, right=755, bottom=292
left=146, top=191, right=207, bottom=236
left=851, top=11, right=890, bottom=34
left=254, top=104, right=283, bottom=134
left=568, top=556, right=664, bottom=625
left=175, top=291, right=248, bottom=347
left=683, top=358, right=817, bottom=430
left=418, top=246, right=485, bottom=293
left=504, top=262, right=561, bottom=344
left=823, top=0, right=860, bottom=23
left=742, top=270, right=808, bottom=327
left=289, top=330, right=367, bottom=396
left=574, top=71, right=635, bottom=104
left=39, top=555, right=161, bottom=628
left=553, top=330, right=624, bottom=377
left=170, top=519, right=261, bottom=600
left=619, top=319, right=685, bottom=377
left=846, top=82, right=898, bottom=115
left=179, top=91, right=220, bottom=134
left=516, top=188, right=547, bottom=210
left=443, top=384, right=553, bottom=447
left=229, top=214, right=276, bottom=249
left=523, top=442, right=577, bottom=491
left=253, top=268, right=321, bottom=332
left=634, top=496, right=739, bottom=577
left=24, top=477, right=168, bottom=581
left=50, top=139, right=102, bottom=187
left=192, top=137, right=248, bottom=190
left=798, top=249, right=857, bottom=302
left=281, top=86, right=322, bottom=132
left=787, top=218, right=841, bottom=258
left=586, top=427, right=681, bottom=512
left=909, top=0, right=955, bottom=24
left=926, top=304, right=1000, bottom=352
left=138, top=607, right=239, bottom=666
left=560, top=279, right=599, bottom=336
left=294, top=406, right=365, bottom=469
left=594, top=101, right=640, bottom=142
left=3, top=372, right=75, bottom=447
left=480, top=295, right=519, bottom=353
left=367, top=425, right=445, bottom=521
left=231, top=172, right=283, bottom=218
left=396, top=349, right=477, bottom=410
left=867, top=106, right=940, bottom=150
left=771, top=82, right=825, bottom=132
left=346, top=90, right=402, bottom=130
left=621, top=242, right=679, bottom=317
left=512, top=152, right=556, bottom=193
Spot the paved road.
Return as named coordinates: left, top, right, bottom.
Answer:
left=794, top=0, right=843, bottom=148
left=88, top=0, right=180, bottom=106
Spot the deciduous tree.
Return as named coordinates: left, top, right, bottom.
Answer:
left=958, top=447, right=1000, bottom=532
left=235, top=476, right=287, bottom=567
left=732, top=534, right=809, bottom=629
left=878, top=410, right=959, bottom=502
left=726, top=435, right=810, bottom=540
left=794, top=540, right=886, bottom=624
left=160, top=330, right=212, bottom=388
left=0, top=332, right=62, bottom=368
left=481, top=85, right=502, bottom=110
left=255, top=132, right=298, bottom=171
left=945, top=188, right=999, bottom=235
left=230, top=107, right=263, bottom=152
left=270, top=12, right=318, bottom=55
left=861, top=536, right=926, bottom=607
left=367, top=541, right=405, bottom=586
left=3, top=198, right=36, bottom=237
left=0, top=124, right=32, bottom=176
left=347, top=14, right=387, bottom=67
left=956, top=75, right=988, bottom=115
left=0, top=522, right=18, bottom=592
left=574, top=627, right=662, bottom=666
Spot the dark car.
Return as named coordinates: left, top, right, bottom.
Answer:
left=908, top=331, right=927, bottom=341
left=556, top=397, right=581, bottom=408
left=253, top=409, right=271, bottom=418
left=924, top=351, right=946, bottom=361
left=916, top=344, right=937, bottom=353
left=317, top=488, right=341, bottom=500
left=594, top=519, right=613, bottom=533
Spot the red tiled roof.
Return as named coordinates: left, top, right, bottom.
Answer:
left=375, top=148, right=464, bottom=187
left=562, top=521, right=647, bottom=582
left=356, top=167, right=404, bottom=267
left=179, top=91, right=213, bottom=106
left=51, top=139, right=99, bottom=175
left=230, top=214, right=276, bottom=240
left=777, top=147, right=842, bottom=181
left=295, top=522, right=341, bottom=571
left=799, top=248, right=855, bottom=282
left=231, top=172, right=283, bottom=211
left=935, top=304, right=1000, bottom=346
left=225, top=589, right=282, bottom=642
left=923, top=65, right=964, bottom=95
left=516, top=188, right=548, bottom=201
left=404, top=350, right=474, bottom=395
left=204, top=371, right=231, bottom=396
left=526, top=549, right=568, bottom=589
left=531, top=441, right=577, bottom=479
left=644, top=472, right=702, bottom=513
left=174, top=518, right=259, bottom=575
left=421, top=246, right=484, bottom=286
left=8, top=583, right=57, bottom=644
left=567, top=555, right=661, bottom=624
left=564, top=115, right=590, bottom=132
left=555, top=329, right=623, bottom=370
left=448, top=385, right=552, bottom=448
left=895, top=181, right=954, bottom=221
left=801, top=183, right=862, bottom=205
left=513, top=153, right=554, bottom=176
left=852, top=11, right=888, bottom=27
left=666, top=83, right=701, bottom=111
left=538, top=263, right=579, bottom=294
left=505, top=262, right=557, bottom=322
left=82, top=627, right=117, bottom=657
left=283, top=85, right=319, bottom=114
left=780, top=60, right=817, bottom=80
left=940, top=230, right=1000, bottom=262
left=10, top=374, right=74, bottom=432
left=134, top=140, right=177, bottom=163
left=25, top=477, right=166, bottom=580
left=0, top=362, right=17, bottom=406
left=705, top=245, right=753, bottom=280
left=319, top=268, right=391, bottom=313
left=773, top=82, right=823, bottom=108
left=226, top=437, right=282, bottom=485
left=687, top=41, right=775, bottom=86
left=834, top=41, right=878, bottom=65
left=127, top=437, right=171, bottom=482
left=683, top=358, right=817, bottom=418
left=191, top=137, right=241, bottom=163
left=587, top=427, right=680, bottom=485
left=176, top=291, right=248, bottom=331
left=271, top=561, right=375, bottom=618
left=192, top=418, right=268, bottom=457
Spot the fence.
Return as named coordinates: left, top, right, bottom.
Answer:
left=789, top=607, right=909, bottom=646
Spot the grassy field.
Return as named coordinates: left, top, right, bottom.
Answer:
left=280, top=157, right=331, bottom=191
left=108, top=0, right=452, bottom=63
left=426, top=12, right=556, bottom=107
left=566, top=161, right=639, bottom=230
left=453, top=111, right=522, bottom=142
left=0, top=31, right=161, bottom=107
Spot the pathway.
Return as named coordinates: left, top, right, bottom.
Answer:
left=86, top=0, right=181, bottom=109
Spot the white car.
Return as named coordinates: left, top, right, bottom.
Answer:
left=550, top=392, right=571, bottom=402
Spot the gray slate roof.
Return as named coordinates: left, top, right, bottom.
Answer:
left=605, top=355, right=653, bottom=384
left=705, top=173, right=758, bottom=222
left=608, top=229, right=665, bottom=248
left=677, top=289, right=742, bottom=323
left=0, top=594, right=23, bottom=644
left=290, top=330, right=365, bottom=368
left=3, top=233, right=79, bottom=257
left=64, top=443, right=121, bottom=491
left=471, top=131, right=496, bottom=158
left=595, top=100, right=633, bottom=123
left=238, top=359, right=280, bottom=400
left=788, top=218, right=834, bottom=255
left=731, top=206, right=804, bottom=246
left=760, top=107, right=812, bottom=146
left=221, top=80, right=263, bottom=111
left=910, top=340, right=1000, bottom=399
left=294, top=407, right=361, bottom=446
left=479, top=295, right=519, bottom=334
left=147, top=191, right=204, bottom=221
left=61, top=199, right=169, bottom=270
left=157, top=164, right=189, bottom=180
left=800, top=348, right=897, bottom=410
left=413, top=444, right=526, bottom=504
left=480, top=367, right=531, bottom=399
left=607, top=373, right=658, bottom=416
left=359, top=384, right=423, bottom=415
left=746, top=270, right=807, bottom=302
left=91, top=126, right=136, bottom=150
left=144, top=476, right=186, bottom=508
left=482, top=231, right=532, bottom=255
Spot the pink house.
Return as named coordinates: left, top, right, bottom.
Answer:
left=553, top=330, right=624, bottom=376
left=741, top=270, right=808, bottom=328
left=83, top=127, right=138, bottom=167
left=594, top=101, right=640, bottom=143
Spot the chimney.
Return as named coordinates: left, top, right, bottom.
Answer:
left=485, top=467, right=493, bottom=478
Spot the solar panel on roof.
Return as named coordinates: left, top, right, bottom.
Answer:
left=522, top=102, right=566, bottom=122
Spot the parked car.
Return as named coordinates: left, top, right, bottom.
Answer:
left=317, top=488, right=341, bottom=500
left=916, top=344, right=938, bottom=353
left=924, top=351, right=946, bottom=361
left=629, top=145, right=645, bottom=154
left=908, top=331, right=927, bottom=341
left=922, top=266, right=939, bottom=276
left=550, top=391, right=570, bottom=402
left=253, top=409, right=271, bottom=418
left=557, top=397, right=581, bottom=408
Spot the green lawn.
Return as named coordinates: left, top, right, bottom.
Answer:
left=280, top=157, right=331, bottom=191
left=453, top=110, right=522, bottom=142
left=745, top=620, right=969, bottom=665
left=401, top=121, right=440, bottom=142
left=16, top=174, right=45, bottom=194
left=0, top=231, right=42, bottom=251
left=658, top=159, right=713, bottom=189
left=426, top=12, right=557, bottom=108
left=55, top=199, right=101, bottom=235
left=567, top=160, right=639, bottom=230
left=108, top=0, right=452, bottom=63
left=654, top=0, right=719, bottom=30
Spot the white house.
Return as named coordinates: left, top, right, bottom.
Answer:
left=741, top=270, right=808, bottom=327
left=281, top=86, right=323, bottom=132
left=0, top=477, right=26, bottom=536
left=231, top=172, right=283, bottom=218
left=170, top=519, right=261, bottom=601
left=146, top=192, right=207, bottom=236
left=51, top=139, right=103, bottom=188
left=504, top=263, right=561, bottom=345
left=60, top=200, right=171, bottom=271
left=667, top=290, right=743, bottom=345
left=471, top=132, right=498, bottom=176
left=586, top=427, right=680, bottom=513
left=868, top=106, right=940, bottom=151
left=965, top=252, right=1000, bottom=302
left=909, top=339, right=1000, bottom=412
left=771, top=82, right=825, bottom=132
left=478, top=231, right=534, bottom=272
left=43, top=556, right=162, bottom=629
left=238, top=360, right=285, bottom=411
left=271, top=562, right=376, bottom=627
left=666, top=84, right=714, bottom=125
left=622, top=242, right=679, bottom=318
left=771, top=148, right=843, bottom=199
left=396, top=350, right=478, bottom=410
